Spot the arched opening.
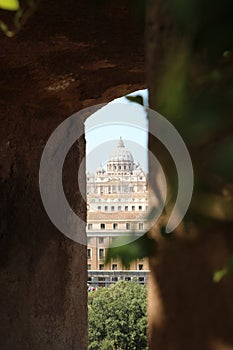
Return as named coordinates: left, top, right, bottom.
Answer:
left=85, top=90, right=151, bottom=349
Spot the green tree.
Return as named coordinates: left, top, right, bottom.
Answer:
left=88, top=281, right=148, bottom=350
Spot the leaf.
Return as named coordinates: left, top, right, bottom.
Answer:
left=213, top=268, right=228, bottom=283
left=0, top=0, right=19, bottom=11
left=126, top=94, right=144, bottom=106
left=105, top=233, right=157, bottom=267
left=213, top=255, right=233, bottom=283
left=0, top=20, right=14, bottom=37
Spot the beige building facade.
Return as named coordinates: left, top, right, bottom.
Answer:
left=87, top=137, right=150, bottom=286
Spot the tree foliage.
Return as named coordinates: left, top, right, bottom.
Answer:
left=88, top=281, right=148, bottom=350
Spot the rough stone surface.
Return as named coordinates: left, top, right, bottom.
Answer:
left=0, top=1, right=145, bottom=349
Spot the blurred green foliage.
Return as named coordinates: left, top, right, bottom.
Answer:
left=0, top=0, right=37, bottom=37
left=154, top=0, right=233, bottom=281
left=106, top=233, right=157, bottom=268
left=213, top=255, right=233, bottom=282
left=107, top=0, right=233, bottom=281
left=156, top=1, right=233, bottom=221
left=0, top=0, right=19, bottom=11
left=126, top=94, right=144, bottom=106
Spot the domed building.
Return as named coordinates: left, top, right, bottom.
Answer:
left=87, top=137, right=147, bottom=199
left=87, top=138, right=149, bottom=287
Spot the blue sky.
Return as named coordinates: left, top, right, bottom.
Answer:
left=85, top=89, right=149, bottom=173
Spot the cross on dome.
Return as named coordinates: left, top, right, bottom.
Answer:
left=117, top=136, right=124, bottom=148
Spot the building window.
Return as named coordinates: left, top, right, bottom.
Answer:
left=100, top=223, right=105, bottom=230
left=118, top=206, right=121, bottom=211
left=125, top=277, right=131, bottom=281
left=105, top=206, right=108, bottom=211
left=98, top=277, right=105, bottom=287
left=139, top=206, right=142, bottom=211
left=139, top=264, right=143, bottom=270
left=112, top=264, right=117, bottom=270
left=99, top=248, right=105, bottom=260
left=125, top=206, right=128, bottom=211
left=87, top=264, right=91, bottom=270
left=132, top=206, right=135, bottom=211
left=112, top=277, right=118, bottom=282
left=126, top=223, right=131, bottom=230
left=88, top=223, right=92, bottom=230
left=113, top=223, right=118, bottom=230
left=111, top=206, right=115, bottom=211
left=99, top=237, right=104, bottom=244
left=97, top=206, right=101, bottom=211
left=139, top=223, right=143, bottom=230
left=138, top=277, right=145, bottom=283
left=99, top=264, right=104, bottom=270
left=87, top=248, right=92, bottom=260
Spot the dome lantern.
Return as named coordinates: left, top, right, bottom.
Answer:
left=107, top=137, right=135, bottom=174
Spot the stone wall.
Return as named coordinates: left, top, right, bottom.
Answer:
left=0, top=1, right=145, bottom=349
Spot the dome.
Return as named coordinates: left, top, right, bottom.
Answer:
left=109, top=137, right=134, bottom=162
